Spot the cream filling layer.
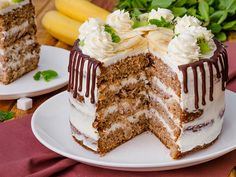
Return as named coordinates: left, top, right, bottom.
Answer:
left=149, top=108, right=176, bottom=139
left=1, top=21, right=30, bottom=41
left=0, top=49, right=38, bottom=71
left=72, top=133, right=98, bottom=151
left=148, top=91, right=180, bottom=126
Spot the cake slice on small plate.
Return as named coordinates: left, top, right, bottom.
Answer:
left=0, top=0, right=40, bottom=85
left=68, top=9, right=228, bottom=159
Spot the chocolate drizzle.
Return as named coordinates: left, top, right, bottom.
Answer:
left=68, top=40, right=102, bottom=104
left=178, top=40, right=228, bottom=109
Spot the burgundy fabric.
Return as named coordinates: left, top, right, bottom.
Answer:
left=0, top=42, right=235, bottom=177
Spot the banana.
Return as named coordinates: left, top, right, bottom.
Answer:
left=55, top=0, right=110, bottom=22
left=42, top=11, right=81, bottom=45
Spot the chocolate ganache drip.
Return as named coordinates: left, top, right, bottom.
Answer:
left=68, top=40, right=102, bottom=104
left=178, top=40, right=228, bottom=109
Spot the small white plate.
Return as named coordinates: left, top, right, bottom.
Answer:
left=31, top=90, right=236, bottom=171
left=0, top=45, right=69, bottom=100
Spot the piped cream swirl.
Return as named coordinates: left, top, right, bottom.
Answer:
left=106, top=10, right=133, bottom=34
left=175, top=15, right=202, bottom=34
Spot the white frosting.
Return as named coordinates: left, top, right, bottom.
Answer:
left=81, top=28, right=116, bottom=60
left=0, top=0, right=29, bottom=15
left=174, top=15, right=202, bottom=34
left=78, top=18, right=104, bottom=41
left=106, top=10, right=133, bottom=34
left=167, top=33, right=200, bottom=65
left=69, top=98, right=98, bottom=141
left=177, top=94, right=225, bottom=152
left=148, top=8, right=174, bottom=22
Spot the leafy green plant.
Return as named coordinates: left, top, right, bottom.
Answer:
left=117, top=0, right=236, bottom=41
left=0, top=111, right=15, bottom=122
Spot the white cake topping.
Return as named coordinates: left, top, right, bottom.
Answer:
left=148, top=8, right=174, bottom=22
left=106, top=10, right=133, bottom=34
left=81, top=26, right=116, bottom=59
left=174, top=15, right=202, bottom=34
left=79, top=18, right=104, bottom=41
left=167, top=33, right=200, bottom=65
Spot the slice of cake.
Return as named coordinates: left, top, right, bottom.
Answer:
left=68, top=9, right=228, bottom=159
left=0, top=0, right=40, bottom=85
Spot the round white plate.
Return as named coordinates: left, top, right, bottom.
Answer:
left=0, top=45, right=69, bottom=100
left=31, top=90, right=236, bottom=171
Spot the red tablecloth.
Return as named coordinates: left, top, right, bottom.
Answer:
left=0, top=42, right=236, bottom=177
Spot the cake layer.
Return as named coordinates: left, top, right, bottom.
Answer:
left=0, top=34, right=38, bottom=63
left=0, top=53, right=39, bottom=84
left=0, top=18, right=36, bottom=47
left=97, top=54, right=150, bottom=86
left=0, top=1, right=34, bottom=31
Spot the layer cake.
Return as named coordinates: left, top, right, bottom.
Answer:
left=67, top=9, right=228, bottom=159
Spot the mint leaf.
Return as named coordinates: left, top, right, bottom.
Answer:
left=79, top=40, right=85, bottom=47
left=0, top=111, right=15, bottom=122
left=209, top=23, right=222, bottom=33
left=198, top=0, right=210, bottom=21
left=171, top=7, right=187, bottom=17
left=132, top=20, right=149, bottom=28
left=41, top=70, right=58, bottom=82
left=33, top=70, right=58, bottom=82
left=197, top=37, right=211, bottom=55
left=149, top=17, right=173, bottom=29
left=216, top=32, right=227, bottom=41
left=104, top=24, right=121, bottom=43
left=11, top=0, right=24, bottom=3
left=151, top=0, right=175, bottom=9
left=33, top=71, right=41, bottom=81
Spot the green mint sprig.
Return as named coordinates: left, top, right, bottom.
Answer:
left=197, top=37, right=211, bottom=55
left=104, top=25, right=121, bottom=43
left=79, top=40, right=85, bottom=47
left=149, top=17, right=174, bottom=29
left=11, top=0, right=24, bottom=3
left=117, top=0, right=236, bottom=41
left=0, top=111, right=15, bottom=122
left=33, top=70, right=58, bottom=82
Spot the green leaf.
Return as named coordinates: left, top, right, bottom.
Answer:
left=209, top=22, right=222, bottom=33
left=104, top=24, right=121, bottom=43
left=41, top=70, right=58, bottom=82
left=198, top=0, right=210, bottom=21
left=11, top=0, right=24, bottom=3
left=210, top=10, right=225, bottom=22
left=150, top=0, right=175, bottom=9
left=171, top=7, right=187, bottom=17
left=132, top=20, right=149, bottom=28
left=0, top=111, right=15, bottom=122
left=209, top=7, right=215, bottom=15
left=79, top=40, right=85, bottom=47
left=223, top=20, right=236, bottom=30
left=197, top=37, right=211, bottom=54
left=149, top=17, right=173, bottom=29
left=206, top=0, right=215, bottom=5
left=185, top=0, right=197, bottom=6
left=187, top=7, right=197, bottom=16
left=216, top=31, right=227, bottom=41
left=33, top=71, right=41, bottom=81
left=174, top=0, right=187, bottom=7
left=217, top=11, right=228, bottom=24
left=130, top=8, right=142, bottom=19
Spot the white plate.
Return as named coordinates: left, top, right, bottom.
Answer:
left=31, top=90, right=236, bottom=171
left=0, top=45, right=69, bottom=100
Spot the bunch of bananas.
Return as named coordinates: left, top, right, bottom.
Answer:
left=42, top=0, right=110, bottom=45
